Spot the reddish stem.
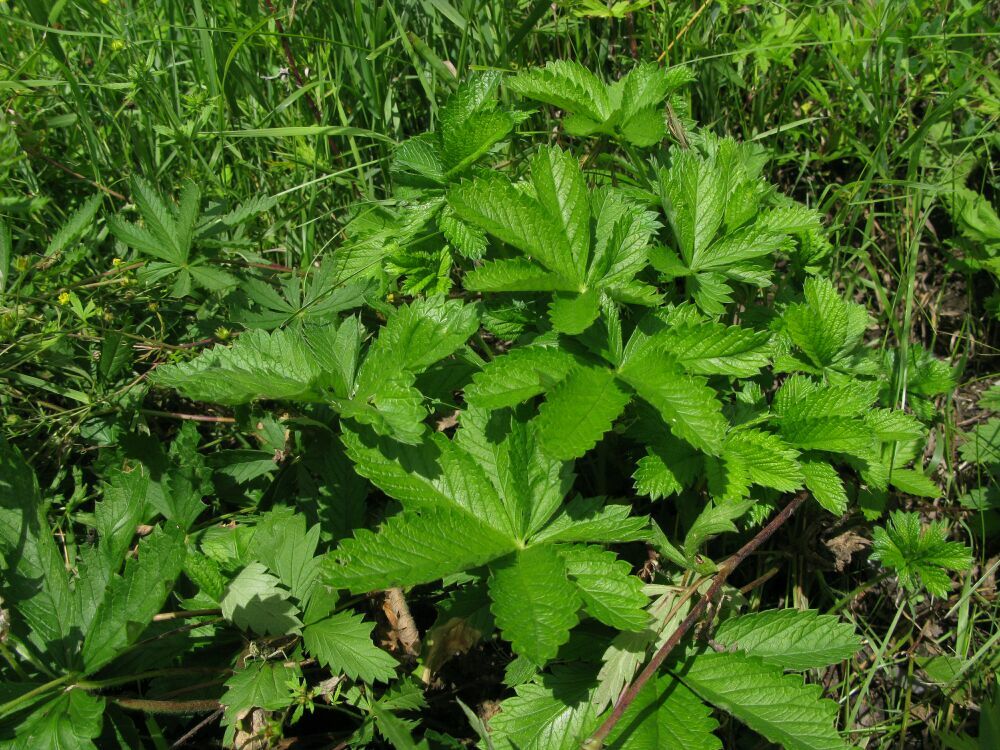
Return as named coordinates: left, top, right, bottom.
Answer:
left=583, top=493, right=808, bottom=749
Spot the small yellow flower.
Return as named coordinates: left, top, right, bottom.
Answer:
left=148, top=302, right=159, bottom=311
left=386, top=292, right=395, bottom=303
left=215, top=326, right=231, bottom=341
left=58, top=292, right=71, bottom=305
left=110, top=39, right=126, bottom=52
left=112, top=257, right=123, bottom=267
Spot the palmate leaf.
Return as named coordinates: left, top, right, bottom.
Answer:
left=531, top=146, right=591, bottom=278
left=633, top=432, right=702, bottom=500
left=253, top=509, right=322, bottom=603
left=721, top=429, right=804, bottom=494
left=783, top=276, right=869, bottom=370
left=452, top=146, right=658, bottom=331
left=678, top=651, right=851, bottom=750
left=657, top=148, right=726, bottom=269
left=221, top=661, right=299, bottom=723
left=508, top=61, right=692, bottom=147
left=508, top=60, right=612, bottom=125
left=714, top=609, right=862, bottom=670
left=588, top=188, right=661, bottom=288
left=456, top=406, right=572, bottom=539
left=489, top=545, right=582, bottom=665
left=449, top=171, right=575, bottom=282
left=340, top=426, right=513, bottom=535
left=871, top=511, right=972, bottom=597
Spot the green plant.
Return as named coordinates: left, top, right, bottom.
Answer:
left=1, top=2, right=993, bottom=744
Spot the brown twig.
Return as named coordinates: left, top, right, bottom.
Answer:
left=582, top=493, right=808, bottom=749
left=152, top=608, right=222, bottom=622
left=170, top=708, right=225, bottom=748
left=140, top=409, right=236, bottom=424
left=25, top=148, right=127, bottom=201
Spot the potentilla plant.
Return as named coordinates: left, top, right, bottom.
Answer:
left=0, top=61, right=967, bottom=750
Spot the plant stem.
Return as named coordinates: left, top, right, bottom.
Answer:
left=582, top=493, right=808, bottom=749
left=110, top=697, right=220, bottom=714
left=0, top=673, right=75, bottom=718
left=152, top=608, right=222, bottom=622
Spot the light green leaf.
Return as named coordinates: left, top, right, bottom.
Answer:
left=889, top=468, right=940, bottom=498
left=448, top=173, right=569, bottom=278
left=341, top=426, right=512, bottom=534
left=778, top=417, right=875, bottom=458
left=683, top=500, right=754, bottom=559
left=618, top=352, right=726, bottom=456
left=358, top=296, right=479, bottom=381
left=10, top=690, right=104, bottom=750
left=465, top=258, right=576, bottom=292
left=784, top=277, right=868, bottom=369
left=657, top=149, right=726, bottom=269
left=679, top=651, right=850, bottom=750
left=220, top=562, right=304, bottom=636
left=549, top=289, right=600, bottom=334
left=537, top=365, right=630, bottom=460
left=44, top=193, right=103, bottom=258
left=489, top=545, right=581, bottom=664
left=531, top=146, right=591, bottom=281
left=323, top=506, right=517, bottom=592
left=152, top=328, right=324, bottom=405
left=605, top=675, right=720, bottom=750
left=507, top=60, right=611, bottom=123
left=532, top=497, right=649, bottom=545
left=723, top=430, right=804, bottom=493
left=254, top=510, right=322, bottom=603
left=801, top=459, right=848, bottom=515
left=303, top=610, right=398, bottom=683
left=871, top=511, right=972, bottom=597
left=487, top=665, right=597, bottom=750
left=714, top=609, right=862, bottom=670
left=465, top=345, right=575, bottom=410
left=657, top=321, right=771, bottom=377
left=558, top=545, right=649, bottom=631
left=456, top=407, right=572, bottom=539
left=82, top=523, right=187, bottom=672
left=221, top=661, right=299, bottom=727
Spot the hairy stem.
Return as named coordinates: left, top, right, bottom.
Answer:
left=111, top=697, right=220, bottom=714
left=582, top=493, right=808, bottom=749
